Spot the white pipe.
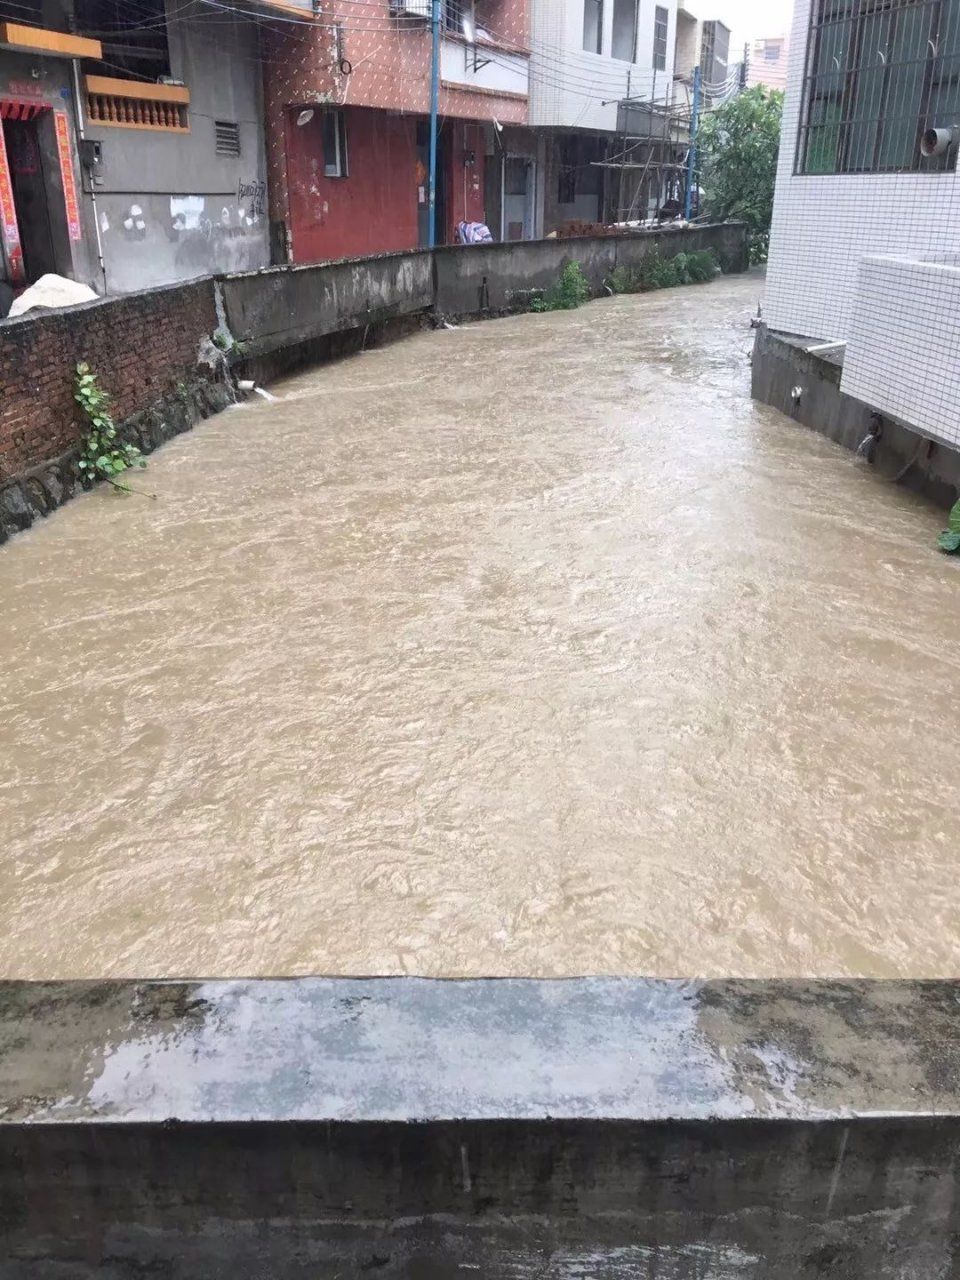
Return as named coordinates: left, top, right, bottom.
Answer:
left=71, top=58, right=107, bottom=294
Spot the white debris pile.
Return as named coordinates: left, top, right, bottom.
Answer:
left=8, top=274, right=99, bottom=318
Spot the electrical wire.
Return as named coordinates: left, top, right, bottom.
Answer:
left=67, top=0, right=726, bottom=115
left=92, top=0, right=684, bottom=107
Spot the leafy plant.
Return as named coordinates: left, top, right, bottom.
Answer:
left=531, top=261, right=591, bottom=311
left=684, top=248, right=719, bottom=283
left=937, top=498, right=960, bottom=553
left=555, top=261, right=591, bottom=308
left=634, top=248, right=718, bottom=291
left=211, top=330, right=247, bottom=356
left=550, top=249, right=719, bottom=307
left=607, top=264, right=640, bottom=294
left=696, top=86, right=784, bottom=264
left=75, top=362, right=145, bottom=490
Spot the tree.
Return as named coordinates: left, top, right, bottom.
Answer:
left=696, top=86, right=784, bottom=264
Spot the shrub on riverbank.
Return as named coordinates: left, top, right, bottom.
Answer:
left=607, top=249, right=719, bottom=296
left=530, top=261, right=591, bottom=312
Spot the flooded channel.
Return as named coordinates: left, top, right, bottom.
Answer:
left=2, top=273, right=959, bottom=979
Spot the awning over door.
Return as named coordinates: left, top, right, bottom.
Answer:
left=0, top=100, right=46, bottom=122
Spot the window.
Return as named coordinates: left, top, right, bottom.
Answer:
left=612, top=0, right=638, bottom=60
left=700, top=19, right=728, bottom=81
left=215, top=120, right=241, bottom=157
left=74, top=0, right=171, bottom=80
left=322, top=110, right=348, bottom=178
left=445, top=0, right=473, bottom=33
left=797, top=0, right=960, bottom=174
left=583, top=0, right=603, bottom=53
left=653, top=5, right=669, bottom=69
left=764, top=41, right=781, bottom=60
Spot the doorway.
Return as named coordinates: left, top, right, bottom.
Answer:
left=502, top=156, right=535, bottom=241
left=2, top=113, right=58, bottom=285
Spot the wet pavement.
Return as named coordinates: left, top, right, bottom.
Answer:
left=1, top=272, right=959, bottom=979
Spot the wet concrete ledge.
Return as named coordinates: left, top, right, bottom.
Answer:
left=751, top=323, right=960, bottom=509
left=2, top=978, right=960, bottom=1277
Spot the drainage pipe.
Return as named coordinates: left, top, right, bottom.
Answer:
left=71, top=58, right=107, bottom=295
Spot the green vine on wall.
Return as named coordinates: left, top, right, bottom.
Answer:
left=75, top=362, right=146, bottom=491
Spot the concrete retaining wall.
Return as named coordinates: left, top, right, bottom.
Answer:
left=2, top=977, right=959, bottom=1277
left=751, top=324, right=960, bottom=510
left=432, top=222, right=750, bottom=317
left=220, top=250, right=433, bottom=357
left=220, top=222, right=750, bottom=363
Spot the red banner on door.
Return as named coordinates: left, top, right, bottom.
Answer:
left=54, top=110, right=82, bottom=242
left=0, top=123, right=24, bottom=284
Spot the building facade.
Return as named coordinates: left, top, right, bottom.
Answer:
left=1, top=0, right=270, bottom=304
left=764, top=0, right=960, bottom=452
left=747, top=35, right=787, bottom=92
left=261, top=0, right=531, bottom=262
left=0, top=3, right=99, bottom=298
left=528, top=0, right=679, bottom=230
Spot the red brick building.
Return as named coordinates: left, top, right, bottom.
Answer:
left=262, top=0, right=530, bottom=262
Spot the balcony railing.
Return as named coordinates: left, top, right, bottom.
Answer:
left=84, top=75, right=190, bottom=132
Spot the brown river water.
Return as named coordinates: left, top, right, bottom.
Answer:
left=2, top=273, right=959, bottom=979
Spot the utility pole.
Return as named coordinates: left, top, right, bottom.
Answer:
left=617, top=68, right=631, bottom=223
left=683, top=63, right=700, bottom=221
left=428, top=0, right=441, bottom=248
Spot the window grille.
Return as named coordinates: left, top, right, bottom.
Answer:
left=797, top=0, right=960, bottom=173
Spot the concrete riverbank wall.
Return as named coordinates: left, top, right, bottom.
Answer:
left=2, top=977, right=959, bottom=1278
left=0, top=222, right=747, bottom=544
left=751, top=324, right=960, bottom=510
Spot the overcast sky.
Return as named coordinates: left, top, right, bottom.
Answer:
left=690, top=0, right=795, bottom=54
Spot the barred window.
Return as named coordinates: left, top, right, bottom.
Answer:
left=653, top=5, right=669, bottom=69
left=797, top=0, right=960, bottom=174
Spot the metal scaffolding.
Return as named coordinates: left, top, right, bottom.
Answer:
left=597, top=63, right=748, bottom=226
left=594, top=83, right=694, bottom=226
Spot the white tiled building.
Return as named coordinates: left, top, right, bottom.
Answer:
left=764, top=0, right=960, bottom=450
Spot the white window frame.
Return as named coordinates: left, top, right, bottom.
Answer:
left=323, top=110, right=348, bottom=179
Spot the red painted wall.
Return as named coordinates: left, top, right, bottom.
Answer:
left=261, top=2, right=528, bottom=240
left=285, top=107, right=420, bottom=264
left=447, top=121, right=487, bottom=233
left=285, top=109, right=490, bottom=263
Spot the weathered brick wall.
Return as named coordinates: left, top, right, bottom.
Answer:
left=0, top=280, right=218, bottom=482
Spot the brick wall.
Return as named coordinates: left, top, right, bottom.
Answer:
left=0, top=280, right=218, bottom=482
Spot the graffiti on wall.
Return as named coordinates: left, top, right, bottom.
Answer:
left=238, top=178, right=266, bottom=220
left=167, top=192, right=265, bottom=271
left=98, top=188, right=269, bottom=287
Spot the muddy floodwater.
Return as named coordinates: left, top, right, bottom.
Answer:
left=2, top=273, right=959, bottom=979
